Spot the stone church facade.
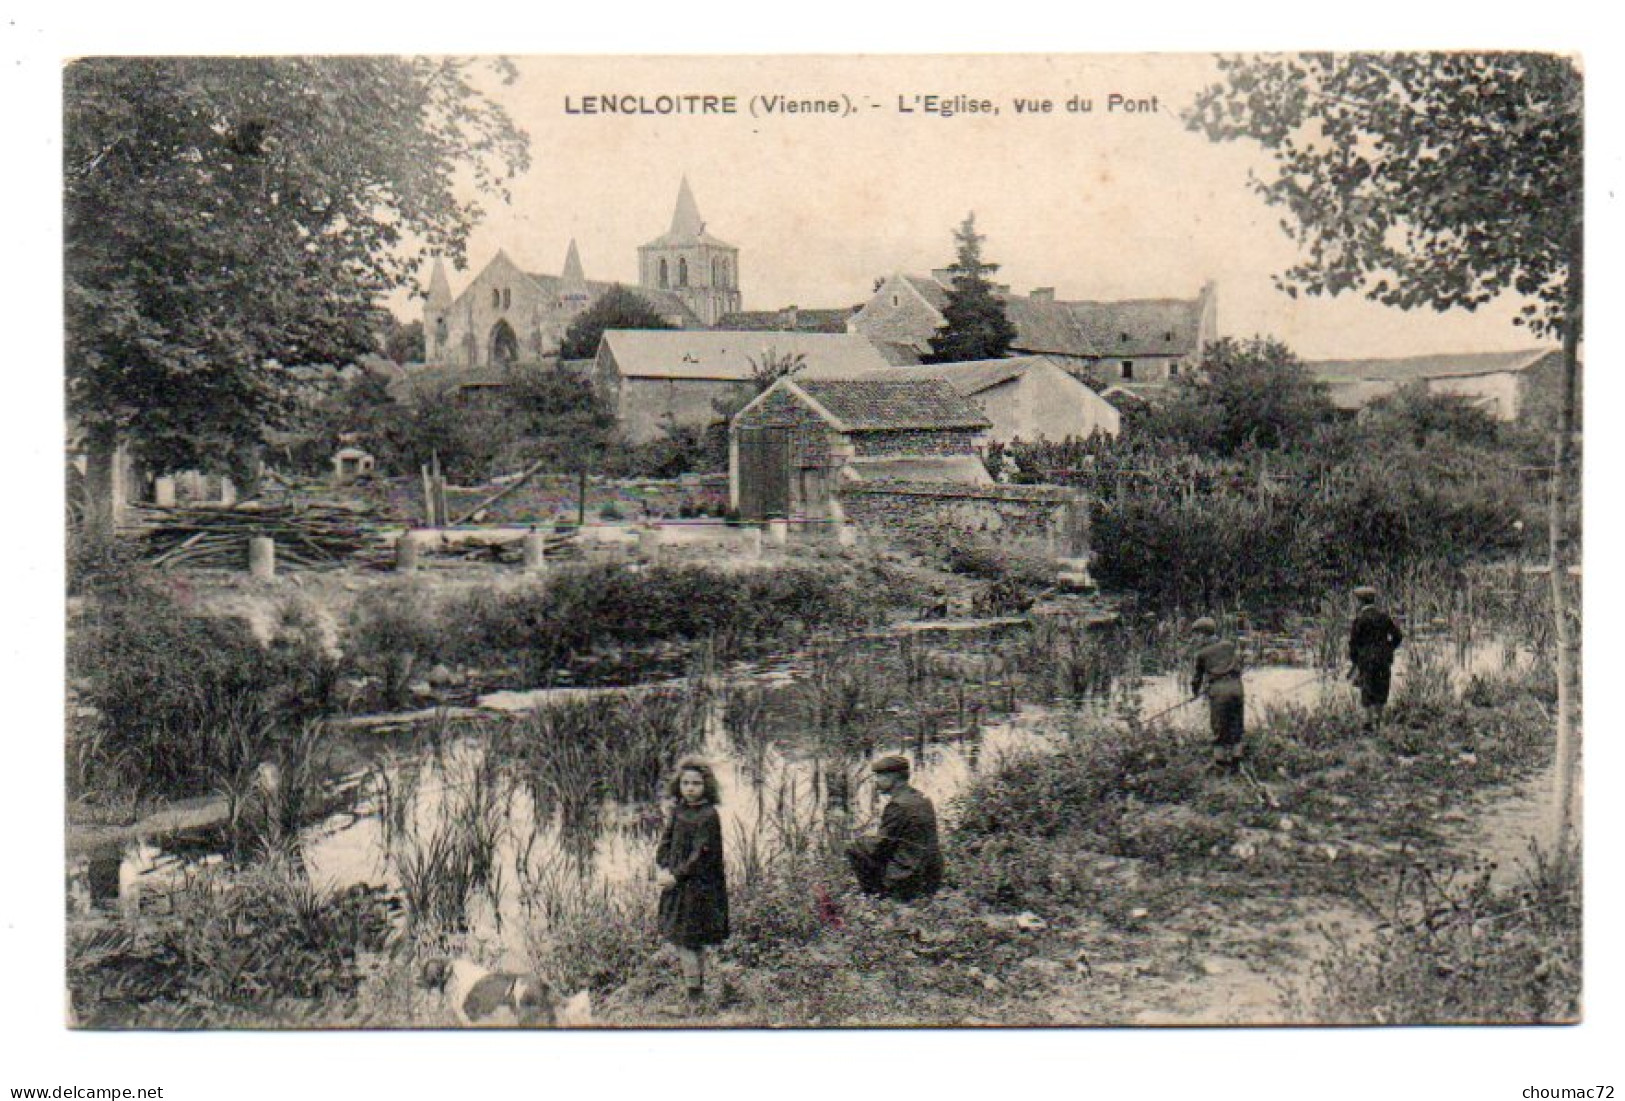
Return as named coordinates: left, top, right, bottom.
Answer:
left=423, top=178, right=739, bottom=366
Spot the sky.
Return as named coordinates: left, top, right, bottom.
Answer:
left=407, top=54, right=1546, bottom=360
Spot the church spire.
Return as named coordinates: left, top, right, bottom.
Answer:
left=561, top=239, right=586, bottom=285
left=426, top=257, right=452, bottom=309
left=669, top=176, right=704, bottom=239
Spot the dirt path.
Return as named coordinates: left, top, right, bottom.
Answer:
left=1038, top=759, right=1562, bottom=1026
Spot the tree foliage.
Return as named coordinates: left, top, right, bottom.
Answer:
left=381, top=317, right=425, bottom=365
left=1184, top=52, right=1581, bottom=336
left=64, top=57, right=530, bottom=476
left=556, top=284, right=675, bottom=360
left=1186, top=52, right=1583, bottom=843
left=927, top=213, right=1018, bottom=363
left=1161, top=335, right=1333, bottom=454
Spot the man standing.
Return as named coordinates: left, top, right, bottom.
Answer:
left=1190, top=617, right=1246, bottom=774
left=1348, top=585, right=1404, bottom=731
left=846, top=756, right=943, bottom=901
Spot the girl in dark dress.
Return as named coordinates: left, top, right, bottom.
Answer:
left=655, top=757, right=728, bottom=1007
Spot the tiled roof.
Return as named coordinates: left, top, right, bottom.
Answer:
left=851, top=356, right=1039, bottom=395
left=1305, top=349, right=1557, bottom=384
left=601, top=331, right=894, bottom=381
left=716, top=307, right=859, bottom=333
left=872, top=341, right=925, bottom=366
left=794, top=378, right=992, bottom=432
left=897, top=275, right=1205, bottom=358
left=902, top=275, right=950, bottom=311
left=1066, top=298, right=1204, bottom=357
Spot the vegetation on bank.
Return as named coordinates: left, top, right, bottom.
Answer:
left=995, top=360, right=1551, bottom=611
left=67, top=623, right=1571, bottom=1026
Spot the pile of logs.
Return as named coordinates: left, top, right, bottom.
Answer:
left=137, top=502, right=378, bottom=570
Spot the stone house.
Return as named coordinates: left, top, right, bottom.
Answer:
left=814, top=355, right=1121, bottom=443
left=849, top=274, right=1218, bottom=387
left=730, top=377, right=993, bottom=522
left=1305, top=348, right=1573, bottom=424
left=594, top=330, right=895, bottom=445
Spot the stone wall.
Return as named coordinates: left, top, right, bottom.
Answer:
left=839, top=480, right=1088, bottom=554
left=851, top=428, right=983, bottom=457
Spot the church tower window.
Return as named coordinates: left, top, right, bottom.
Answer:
left=502, top=288, right=512, bottom=310
left=658, top=258, right=669, bottom=288
left=678, top=258, right=689, bottom=287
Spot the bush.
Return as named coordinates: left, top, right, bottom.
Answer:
left=68, top=860, right=397, bottom=1026
left=69, top=582, right=292, bottom=798
left=348, top=581, right=445, bottom=709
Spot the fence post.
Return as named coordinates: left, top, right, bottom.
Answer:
left=522, top=529, right=548, bottom=572
left=248, top=536, right=276, bottom=581
left=396, top=531, right=420, bottom=572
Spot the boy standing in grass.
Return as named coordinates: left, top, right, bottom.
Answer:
left=1348, top=585, right=1404, bottom=732
left=1190, top=617, right=1246, bottom=774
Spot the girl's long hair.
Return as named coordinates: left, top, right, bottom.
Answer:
left=666, top=755, right=721, bottom=805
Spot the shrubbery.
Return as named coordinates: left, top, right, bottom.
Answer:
left=68, top=573, right=336, bottom=798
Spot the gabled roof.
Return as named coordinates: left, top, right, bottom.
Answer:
left=1305, top=349, right=1557, bottom=384
left=901, top=274, right=950, bottom=312
left=792, top=378, right=992, bottom=432
left=716, top=307, right=859, bottom=333
left=847, top=355, right=1057, bottom=396
left=600, top=330, right=893, bottom=381
left=882, top=275, right=1207, bottom=359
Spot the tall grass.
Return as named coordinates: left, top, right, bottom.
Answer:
left=375, top=744, right=509, bottom=934
left=1296, top=841, right=1581, bottom=1024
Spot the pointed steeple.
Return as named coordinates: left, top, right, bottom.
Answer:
left=561, top=239, right=586, bottom=286
left=669, top=176, right=704, bottom=239
left=426, top=257, right=452, bottom=309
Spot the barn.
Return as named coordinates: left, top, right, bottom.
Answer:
left=729, top=377, right=992, bottom=523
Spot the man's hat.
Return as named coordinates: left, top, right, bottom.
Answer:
left=871, top=755, right=911, bottom=776
left=1191, top=617, right=1218, bottom=634
left=1353, top=585, right=1378, bottom=600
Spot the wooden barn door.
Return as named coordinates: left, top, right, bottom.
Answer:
left=738, top=426, right=792, bottom=521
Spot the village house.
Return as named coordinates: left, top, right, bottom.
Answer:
left=806, top=355, right=1121, bottom=443
left=729, top=376, right=993, bottom=523
left=420, top=178, right=736, bottom=366
left=592, top=330, right=896, bottom=444
left=849, top=273, right=1218, bottom=386
left=1305, top=348, right=1571, bottom=424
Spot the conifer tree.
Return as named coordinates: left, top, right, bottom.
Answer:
left=926, top=213, right=1018, bottom=363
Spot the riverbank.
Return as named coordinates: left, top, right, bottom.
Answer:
left=65, top=647, right=1571, bottom=1027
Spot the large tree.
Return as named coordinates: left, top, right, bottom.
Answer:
left=556, top=284, right=675, bottom=360
left=65, top=57, right=530, bottom=532
left=1186, top=52, right=1582, bottom=845
left=1163, top=335, right=1332, bottom=454
left=926, top=213, right=1018, bottom=363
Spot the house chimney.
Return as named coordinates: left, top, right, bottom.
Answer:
left=1030, top=287, right=1056, bottom=303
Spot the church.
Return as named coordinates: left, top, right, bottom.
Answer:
left=422, top=178, right=742, bottom=366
